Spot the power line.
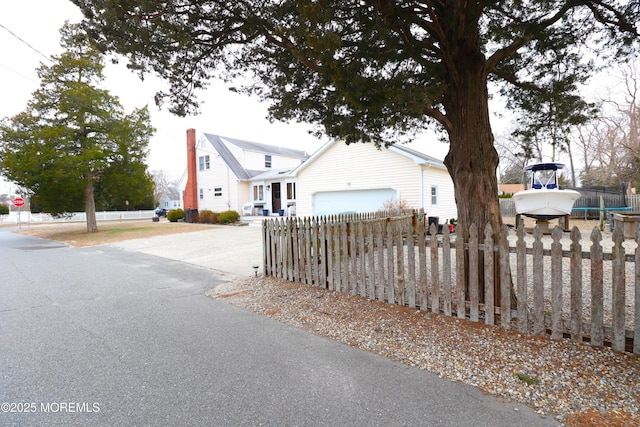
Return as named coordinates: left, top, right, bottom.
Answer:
left=0, top=22, right=52, bottom=63
left=0, top=63, right=38, bottom=84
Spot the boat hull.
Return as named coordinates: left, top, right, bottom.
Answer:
left=513, top=189, right=581, bottom=221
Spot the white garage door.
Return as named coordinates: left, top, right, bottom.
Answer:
left=312, top=188, right=397, bottom=215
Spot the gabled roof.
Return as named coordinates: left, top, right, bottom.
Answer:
left=202, top=133, right=309, bottom=180
left=167, top=186, right=181, bottom=200
left=203, top=134, right=251, bottom=179
left=291, top=139, right=446, bottom=176
left=388, top=144, right=446, bottom=168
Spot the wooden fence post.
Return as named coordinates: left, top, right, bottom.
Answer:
left=570, top=226, right=583, bottom=342
left=340, top=221, right=348, bottom=293
left=366, top=222, right=375, bottom=299
left=551, top=226, right=563, bottom=340
left=262, top=219, right=269, bottom=276
left=516, top=220, right=528, bottom=333
left=407, top=219, right=417, bottom=308
left=612, top=227, right=626, bottom=352
left=499, top=226, right=510, bottom=329
left=590, top=228, right=604, bottom=347
left=442, top=224, right=452, bottom=316
left=319, top=218, right=327, bottom=288
left=455, top=224, right=466, bottom=319
left=483, top=223, right=495, bottom=326
left=304, top=218, right=313, bottom=285
left=293, top=218, right=301, bottom=282
left=386, top=221, right=395, bottom=304
left=469, top=224, right=479, bottom=322
left=376, top=221, right=385, bottom=302
left=358, top=221, right=366, bottom=296
left=396, top=221, right=405, bottom=306
left=349, top=220, right=357, bottom=295
left=430, top=223, right=440, bottom=313
left=532, top=226, right=545, bottom=335
left=326, top=221, right=334, bottom=290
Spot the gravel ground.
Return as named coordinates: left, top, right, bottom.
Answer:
left=210, top=275, right=639, bottom=426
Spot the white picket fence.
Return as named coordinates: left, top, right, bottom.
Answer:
left=0, top=210, right=156, bottom=225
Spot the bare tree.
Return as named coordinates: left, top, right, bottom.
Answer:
left=151, top=170, right=177, bottom=207
left=578, top=63, right=640, bottom=190
left=495, top=131, right=530, bottom=185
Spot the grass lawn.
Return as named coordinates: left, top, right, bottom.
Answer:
left=15, top=220, right=215, bottom=247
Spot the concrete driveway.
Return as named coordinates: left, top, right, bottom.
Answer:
left=112, top=223, right=264, bottom=280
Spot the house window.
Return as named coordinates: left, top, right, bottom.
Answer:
left=431, top=186, right=438, bottom=206
left=265, top=154, right=272, bottom=168
left=287, top=182, right=296, bottom=199
left=199, top=188, right=204, bottom=200
left=199, top=155, right=210, bottom=171
left=214, top=187, right=222, bottom=197
left=253, top=185, right=264, bottom=201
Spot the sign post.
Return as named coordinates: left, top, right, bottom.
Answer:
left=13, top=197, right=25, bottom=230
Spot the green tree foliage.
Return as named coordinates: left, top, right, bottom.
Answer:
left=0, top=23, right=155, bottom=232
left=0, top=204, right=9, bottom=215
left=72, top=0, right=639, bottom=235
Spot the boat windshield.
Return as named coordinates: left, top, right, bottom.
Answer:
left=531, top=169, right=557, bottom=189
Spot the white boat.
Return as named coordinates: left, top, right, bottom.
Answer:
left=513, top=163, right=581, bottom=221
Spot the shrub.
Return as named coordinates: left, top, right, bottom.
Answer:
left=0, top=204, right=9, bottom=215
left=217, top=210, right=240, bottom=224
left=167, top=208, right=185, bottom=222
left=379, top=198, right=414, bottom=216
left=198, top=209, right=211, bottom=223
left=198, top=209, right=218, bottom=224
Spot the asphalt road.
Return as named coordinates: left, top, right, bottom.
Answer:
left=0, top=227, right=558, bottom=426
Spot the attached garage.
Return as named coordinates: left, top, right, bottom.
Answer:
left=312, top=188, right=397, bottom=215
left=292, top=140, right=457, bottom=221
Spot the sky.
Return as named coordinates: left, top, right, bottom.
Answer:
left=0, top=0, right=452, bottom=197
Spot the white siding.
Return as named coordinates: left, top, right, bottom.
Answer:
left=421, top=167, right=457, bottom=223
left=296, top=143, right=414, bottom=216
left=196, top=147, right=239, bottom=212
left=295, top=141, right=457, bottom=221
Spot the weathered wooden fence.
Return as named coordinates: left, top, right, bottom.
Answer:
left=262, top=214, right=640, bottom=354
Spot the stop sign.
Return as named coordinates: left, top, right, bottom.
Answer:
left=13, top=197, right=25, bottom=207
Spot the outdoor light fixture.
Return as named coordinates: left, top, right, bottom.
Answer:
left=266, top=185, right=271, bottom=191
left=252, top=265, right=259, bottom=277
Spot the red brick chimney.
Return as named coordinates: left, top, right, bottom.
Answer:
left=183, top=128, right=198, bottom=211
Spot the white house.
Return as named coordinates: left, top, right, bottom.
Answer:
left=183, top=130, right=309, bottom=215
left=157, top=186, right=183, bottom=211
left=291, top=140, right=457, bottom=222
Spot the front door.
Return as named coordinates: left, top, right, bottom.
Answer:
left=271, top=182, right=281, bottom=213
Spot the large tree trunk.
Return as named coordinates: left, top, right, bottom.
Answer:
left=442, top=27, right=502, bottom=238
left=84, top=176, right=98, bottom=233
left=441, top=5, right=506, bottom=306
